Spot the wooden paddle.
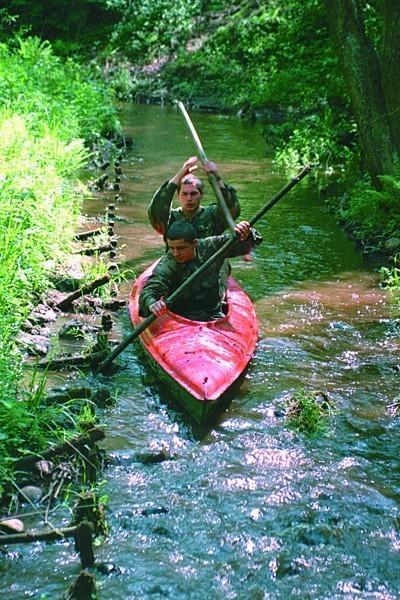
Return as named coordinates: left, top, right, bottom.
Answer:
left=176, top=101, right=236, bottom=233
left=96, top=164, right=311, bottom=373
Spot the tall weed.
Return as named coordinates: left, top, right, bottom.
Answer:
left=0, top=36, right=119, bottom=493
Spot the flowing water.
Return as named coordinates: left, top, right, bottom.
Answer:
left=2, top=105, right=399, bottom=599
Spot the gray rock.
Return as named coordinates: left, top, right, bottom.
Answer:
left=35, top=460, right=53, bottom=477
left=19, top=485, right=44, bottom=503
left=31, top=304, right=58, bottom=324
left=31, top=325, right=51, bottom=337
left=141, top=506, right=168, bottom=517
left=16, top=332, right=50, bottom=356
left=58, top=319, right=99, bottom=339
left=21, top=320, right=34, bottom=332
left=96, top=562, right=122, bottom=575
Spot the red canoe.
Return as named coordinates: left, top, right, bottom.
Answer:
left=129, top=261, right=258, bottom=424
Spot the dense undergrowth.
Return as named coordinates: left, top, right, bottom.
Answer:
left=0, top=37, right=119, bottom=495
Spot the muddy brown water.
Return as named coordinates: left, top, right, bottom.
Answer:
left=2, top=104, right=399, bottom=599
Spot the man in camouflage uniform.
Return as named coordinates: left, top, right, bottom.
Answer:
left=139, top=220, right=262, bottom=322
left=148, top=155, right=240, bottom=239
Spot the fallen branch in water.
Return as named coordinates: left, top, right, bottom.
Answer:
left=56, top=274, right=111, bottom=311
left=0, top=524, right=78, bottom=544
left=0, top=521, right=95, bottom=569
left=37, top=350, right=109, bottom=370
left=14, top=428, right=105, bottom=471
left=74, top=227, right=106, bottom=241
left=76, top=243, right=113, bottom=256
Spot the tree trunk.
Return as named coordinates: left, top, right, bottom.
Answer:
left=380, top=0, right=400, bottom=154
left=325, top=0, right=396, bottom=183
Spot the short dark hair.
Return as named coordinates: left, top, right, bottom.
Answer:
left=166, top=221, right=196, bottom=243
left=177, top=174, right=204, bottom=193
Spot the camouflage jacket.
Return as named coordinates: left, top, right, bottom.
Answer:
left=139, top=230, right=262, bottom=321
left=148, top=180, right=240, bottom=240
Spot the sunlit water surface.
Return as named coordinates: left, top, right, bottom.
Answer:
left=2, top=105, right=399, bottom=599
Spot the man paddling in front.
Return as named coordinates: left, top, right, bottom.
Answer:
left=138, top=220, right=261, bottom=322
left=148, top=156, right=240, bottom=240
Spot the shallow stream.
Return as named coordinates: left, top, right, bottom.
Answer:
left=2, top=104, right=399, bottom=599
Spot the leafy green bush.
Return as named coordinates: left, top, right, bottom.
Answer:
left=106, top=0, right=202, bottom=63
left=0, top=377, right=81, bottom=497
left=338, top=171, right=400, bottom=249
left=2, top=0, right=116, bottom=55
left=0, top=114, right=86, bottom=494
left=273, top=108, right=357, bottom=175
left=0, top=37, right=119, bottom=141
left=380, top=255, right=400, bottom=304
left=0, top=114, right=84, bottom=297
left=157, top=1, right=345, bottom=109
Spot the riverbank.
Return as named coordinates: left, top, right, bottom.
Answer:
left=0, top=37, right=120, bottom=497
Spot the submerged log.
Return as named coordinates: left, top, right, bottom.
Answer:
left=45, top=387, right=93, bottom=405
left=77, top=243, right=113, bottom=256
left=0, top=525, right=77, bottom=545
left=56, top=275, right=111, bottom=311
left=14, top=428, right=105, bottom=470
left=37, top=350, right=108, bottom=370
left=45, top=385, right=112, bottom=407
left=64, top=568, right=97, bottom=600
left=102, top=298, right=126, bottom=311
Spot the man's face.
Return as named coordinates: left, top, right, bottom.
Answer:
left=178, top=183, right=202, bottom=214
left=167, top=238, right=197, bottom=263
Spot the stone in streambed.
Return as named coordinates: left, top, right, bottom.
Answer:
left=0, top=518, right=25, bottom=533
left=19, top=485, right=44, bottom=503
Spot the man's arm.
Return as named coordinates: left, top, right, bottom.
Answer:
left=228, top=224, right=262, bottom=257
left=148, top=157, right=198, bottom=235
left=148, top=181, right=177, bottom=236
left=138, top=259, right=176, bottom=317
left=170, top=156, right=198, bottom=186
left=200, top=222, right=262, bottom=263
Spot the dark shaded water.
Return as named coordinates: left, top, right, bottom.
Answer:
left=2, top=105, right=399, bottom=599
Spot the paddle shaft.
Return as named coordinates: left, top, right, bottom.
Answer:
left=96, top=164, right=311, bottom=372
left=177, top=101, right=236, bottom=232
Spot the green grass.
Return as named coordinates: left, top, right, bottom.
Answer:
left=0, top=37, right=118, bottom=141
left=0, top=36, right=119, bottom=497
